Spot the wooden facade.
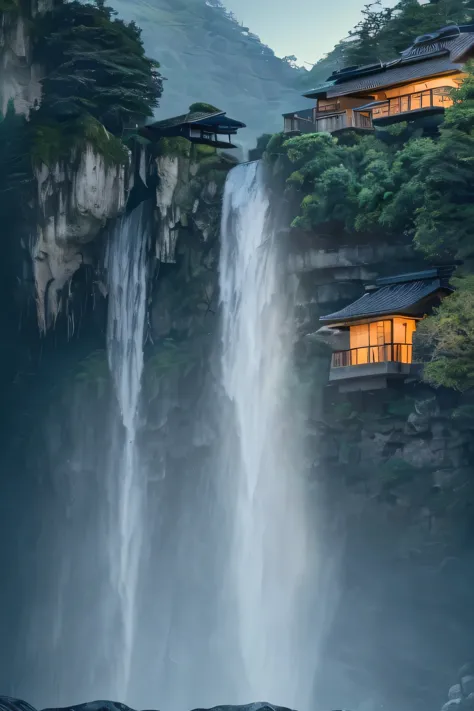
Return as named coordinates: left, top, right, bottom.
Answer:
left=285, top=25, right=474, bottom=136
left=318, top=268, right=454, bottom=392
left=140, top=110, right=246, bottom=149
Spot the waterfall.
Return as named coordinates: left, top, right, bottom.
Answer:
left=105, top=202, right=149, bottom=701
left=219, top=161, right=316, bottom=709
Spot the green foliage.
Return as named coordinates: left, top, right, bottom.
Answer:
left=413, top=68, right=474, bottom=260
left=416, top=277, right=474, bottom=392
left=188, top=102, right=221, bottom=114
left=267, top=130, right=396, bottom=234
left=154, top=136, right=191, bottom=158
left=0, top=0, right=19, bottom=12
left=267, top=66, right=474, bottom=255
left=264, top=65, right=474, bottom=392
left=31, top=115, right=129, bottom=167
left=22, top=0, right=162, bottom=167
left=34, top=0, right=162, bottom=135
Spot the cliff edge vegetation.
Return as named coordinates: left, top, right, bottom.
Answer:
left=109, top=0, right=309, bottom=147
left=264, top=66, right=474, bottom=392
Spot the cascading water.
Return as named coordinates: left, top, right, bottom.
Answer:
left=219, top=161, right=317, bottom=709
left=105, top=203, right=149, bottom=701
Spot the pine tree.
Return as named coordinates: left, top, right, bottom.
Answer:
left=34, top=0, right=163, bottom=135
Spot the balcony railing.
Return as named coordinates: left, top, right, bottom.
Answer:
left=284, top=109, right=373, bottom=135
left=372, top=86, right=453, bottom=120
left=332, top=343, right=413, bottom=368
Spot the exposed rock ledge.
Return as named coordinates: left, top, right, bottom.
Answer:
left=32, top=144, right=133, bottom=332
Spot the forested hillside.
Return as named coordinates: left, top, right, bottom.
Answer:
left=303, top=0, right=474, bottom=88
left=111, top=0, right=310, bottom=147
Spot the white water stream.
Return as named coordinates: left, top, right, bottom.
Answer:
left=219, top=161, right=316, bottom=708
left=106, top=203, right=149, bottom=700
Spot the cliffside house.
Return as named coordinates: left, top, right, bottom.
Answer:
left=284, top=24, right=474, bottom=136
left=139, top=110, right=246, bottom=149
left=319, top=268, right=454, bottom=392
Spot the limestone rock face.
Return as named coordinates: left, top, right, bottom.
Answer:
left=32, top=145, right=133, bottom=331
left=155, top=155, right=183, bottom=263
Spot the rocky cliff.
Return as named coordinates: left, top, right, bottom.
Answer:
left=1, top=2, right=474, bottom=709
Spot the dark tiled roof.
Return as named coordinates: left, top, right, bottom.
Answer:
left=304, top=29, right=474, bottom=99
left=320, top=278, right=444, bottom=322
left=401, top=31, right=474, bottom=62
left=144, top=111, right=245, bottom=131
left=325, top=56, right=462, bottom=98
left=147, top=110, right=222, bottom=130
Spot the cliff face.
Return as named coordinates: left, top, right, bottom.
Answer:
left=2, top=2, right=474, bottom=709
left=286, top=229, right=474, bottom=555
left=1, top=0, right=229, bottom=336
left=33, top=145, right=133, bottom=331
left=0, top=1, right=50, bottom=116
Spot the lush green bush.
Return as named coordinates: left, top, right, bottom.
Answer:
left=265, top=65, right=474, bottom=392
left=188, top=102, right=221, bottom=114
left=416, top=277, right=474, bottom=392
left=31, top=114, right=129, bottom=167
left=266, top=65, right=474, bottom=261
left=0, top=0, right=19, bottom=12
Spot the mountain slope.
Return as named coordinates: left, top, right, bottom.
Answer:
left=302, top=0, right=474, bottom=91
left=111, top=0, right=311, bottom=147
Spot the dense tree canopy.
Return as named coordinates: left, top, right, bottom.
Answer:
left=267, top=66, right=474, bottom=263
left=266, top=65, right=474, bottom=390
left=34, top=0, right=163, bottom=135
left=415, top=277, right=474, bottom=391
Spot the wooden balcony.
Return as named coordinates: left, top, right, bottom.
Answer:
left=370, top=86, right=453, bottom=125
left=283, top=108, right=373, bottom=136
left=329, top=343, right=420, bottom=392
left=331, top=343, right=413, bottom=368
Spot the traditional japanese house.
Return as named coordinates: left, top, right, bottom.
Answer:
left=284, top=24, right=474, bottom=136
left=318, top=268, right=453, bottom=392
left=139, top=109, right=246, bottom=148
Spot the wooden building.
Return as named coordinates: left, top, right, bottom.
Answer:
left=318, top=268, right=454, bottom=392
left=284, top=24, right=474, bottom=136
left=139, top=110, right=246, bottom=149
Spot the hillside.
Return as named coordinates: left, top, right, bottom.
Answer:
left=302, top=0, right=474, bottom=90
left=111, top=0, right=311, bottom=148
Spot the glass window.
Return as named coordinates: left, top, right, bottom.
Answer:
left=421, top=90, right=431, bottom=108
left=410, top=92, right=421, bottom=110
left=393, top=317, right=416, bottom=344
left=389, top=97, right=401, bottom=115
left=350, top=324, right=369, bottom=349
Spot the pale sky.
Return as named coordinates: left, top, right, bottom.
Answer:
left=224, top=0, right=384, bottom=65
